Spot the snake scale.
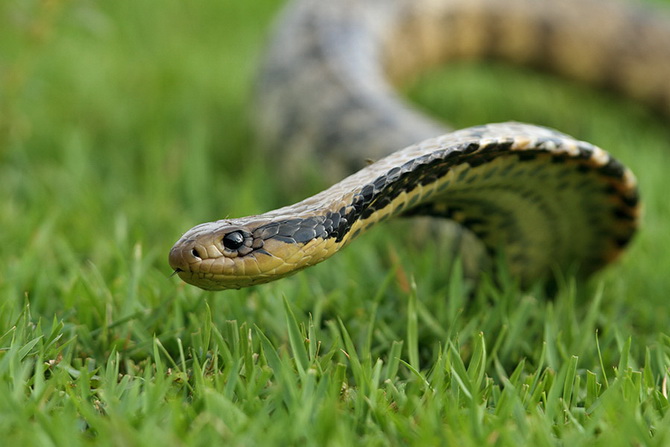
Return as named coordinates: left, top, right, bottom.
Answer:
left=169, top=0, right=670, bottom=291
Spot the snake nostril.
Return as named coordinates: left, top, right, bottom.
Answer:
left=191, top=248, right=201, bottom=259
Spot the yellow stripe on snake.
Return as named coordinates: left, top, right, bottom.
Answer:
left=169, top=0, right=669, bottom=291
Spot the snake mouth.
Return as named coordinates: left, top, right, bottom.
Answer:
left=169, top=265, right=220, bottom=290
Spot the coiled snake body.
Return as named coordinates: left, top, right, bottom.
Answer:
left=169, top=0, right=670, bottom=291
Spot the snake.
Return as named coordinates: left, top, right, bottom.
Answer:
left=168, top=0, right=670, bottom=291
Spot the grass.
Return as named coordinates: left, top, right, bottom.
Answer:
left=1, top=0, right=670, bottom=445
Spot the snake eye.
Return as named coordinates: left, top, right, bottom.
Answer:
left=222, top=231, right=245, bottom=250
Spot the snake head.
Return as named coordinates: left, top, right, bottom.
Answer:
left=169, top=219, right=267, bottom=290
left=168, top=217, right=338, bottom=290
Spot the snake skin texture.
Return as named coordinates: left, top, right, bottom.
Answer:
left=169, top=0, right=669, bottom=291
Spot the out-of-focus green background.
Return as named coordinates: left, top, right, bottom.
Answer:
left=1, top=0, right=670, bottom=444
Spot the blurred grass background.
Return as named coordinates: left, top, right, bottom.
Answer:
left=1, top=0, right=670, bottom=444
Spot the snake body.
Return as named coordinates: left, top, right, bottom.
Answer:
left=169, top=0, right=669, bottom=291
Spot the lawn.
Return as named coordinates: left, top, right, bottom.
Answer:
left=1, top=0, right=670, bottom=445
